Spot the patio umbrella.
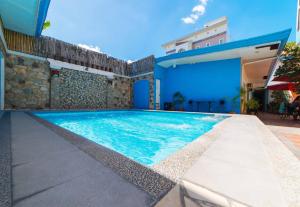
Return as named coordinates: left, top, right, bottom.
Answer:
left=267, top=82, right=296, bottom=91
left=272, top=76, right=290, bottom=82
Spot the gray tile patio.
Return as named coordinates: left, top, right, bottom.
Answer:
left=10, top=112, right=153, bottom=207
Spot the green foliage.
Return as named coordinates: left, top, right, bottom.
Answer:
left=173, top=92, right=185, bottom=110
left=247, top=99, right=260, bottom=110
left=228, top=87, right=243, bottom=113
left=268, top=91, right=288, bottom=113
left=271, top=91, right=286, bottom=103
left=275, top=42, right=300, bottom=92
left=43, top=20, right=51, bottom=31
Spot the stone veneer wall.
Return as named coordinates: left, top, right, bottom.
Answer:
left=51, top=68, right=131, bottom=109
left=51, top=68, right=107, bottom=109
left=107, top=76, right=131, bottom=109
left=4, top=52, right=154, bottom=110
left=5, top=54, right=50, bottom=109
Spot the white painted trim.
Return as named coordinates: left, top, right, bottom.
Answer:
left=130, top=72, right=154, bottom=78
left=48, top=58, right=154, bottom=79
left=5, top=49, right=153, bottom=80
left=155, top=79, right=161, bottom=108
left=7, top=49, right=47, bottom=61
left=47, top=58, right=132, bottom=79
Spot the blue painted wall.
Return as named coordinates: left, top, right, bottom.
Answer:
left=155, top=58, right=242, bottom=113
left=133, top=80, right=150, bottom=109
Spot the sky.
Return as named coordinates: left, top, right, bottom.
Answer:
left=43, top=0, right=297, bottom=61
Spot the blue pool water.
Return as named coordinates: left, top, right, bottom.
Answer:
left=35, top=111, right=226, bottom=166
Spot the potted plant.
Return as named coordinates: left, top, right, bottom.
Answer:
left=173, top=92, right=185, bottom=111
left=246, top=99, right=260, bottom=115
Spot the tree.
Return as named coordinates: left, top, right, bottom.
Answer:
left=43, top=21, right=51, bottom=31
left=275, top=42, right=300, bottom=92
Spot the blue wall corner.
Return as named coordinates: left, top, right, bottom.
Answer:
left=133, top=80, right=150, bottom=109
left=154, top=58, right=242, bottom=113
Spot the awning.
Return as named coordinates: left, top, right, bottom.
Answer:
left=0, top=0, right=51, bottom=36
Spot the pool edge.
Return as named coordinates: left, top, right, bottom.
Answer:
left=27, top=112, right=175, bottom=204
left=28, top=110, right=230, bottom=205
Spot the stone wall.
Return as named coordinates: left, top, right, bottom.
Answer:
left=3, top=39, right=156, bottom=110
left=129, top=55, right=155, bottom=76
left=107, top=76, right=131, bottom=109
left=51, top=68, right=131, bottom=109
left=51, top=68, right=107, bottom=109
left=5, top=54, right=50, bottom=109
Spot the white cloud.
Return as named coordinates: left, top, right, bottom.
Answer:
left=127, top=60, right=134, bottom=64
left=78, top=44, right=102, bottom=53
left=182, top=0, right=209, bottom=24
left=182, top=16, right=197, bottom=24
left=192, top=5, right=205, bottom=14
left=200, top=0, right=208, bottom=5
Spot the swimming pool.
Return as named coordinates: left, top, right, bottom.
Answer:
left=35, top=111, right=226, bottom=166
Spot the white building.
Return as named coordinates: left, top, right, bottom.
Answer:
left=162, top=17, right=229, bottom=55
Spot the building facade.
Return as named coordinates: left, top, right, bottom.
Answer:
left=162, top=17, right=229, bottom=55
left=153, top=29, right=291, bottom=113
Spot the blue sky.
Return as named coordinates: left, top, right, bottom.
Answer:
left=43, top=0, right=297, bottom=61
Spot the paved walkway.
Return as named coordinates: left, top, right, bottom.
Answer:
left=156, top=115, right=300, bottom=207
left=10, top=112, right=152, bottom=207
left=258, top=113, right=300, bottom=159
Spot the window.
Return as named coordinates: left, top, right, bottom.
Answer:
left=219, top=38, right=224, bottom=44
left=178, top=48, right=186, bottom=53
left=206, top=42, right=210, bottom=47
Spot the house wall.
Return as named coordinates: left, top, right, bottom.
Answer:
left=155, top=58, right=242, bottom=113
left=192, top=32, right=227, bottom=49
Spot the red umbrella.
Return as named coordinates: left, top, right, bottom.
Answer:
left=272, top=75, right=300, bottom=82
left=272, top=76, right=291, bottom=82
left=267, top=83, right=296, bottom=91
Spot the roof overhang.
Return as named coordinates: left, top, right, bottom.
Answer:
left=156, top=29, right=291, bottom=68
left=0, top=0, right=51, bottom=37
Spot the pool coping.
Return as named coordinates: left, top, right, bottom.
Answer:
left=28, top=110, right=232, bottom=204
